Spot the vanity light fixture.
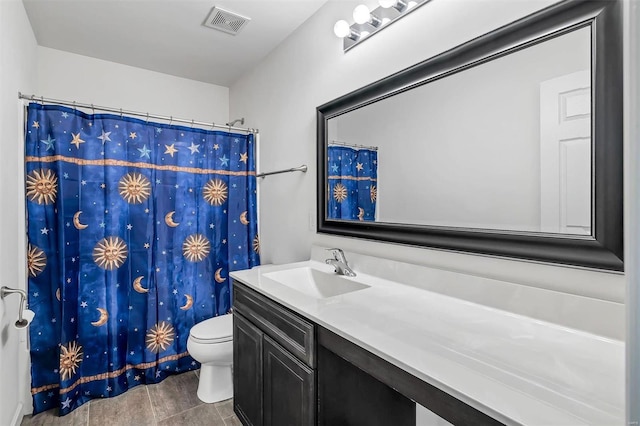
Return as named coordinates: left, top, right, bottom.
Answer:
left=334, top=20, right=360, bottom=40
left=379, top=0, right=407, bottom=12
left=353, top=4, right=382, bottom=27
left=334, top=0, right=430, bottom=52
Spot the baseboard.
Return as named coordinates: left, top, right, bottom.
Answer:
left=10, top=402, right=23, bottom=426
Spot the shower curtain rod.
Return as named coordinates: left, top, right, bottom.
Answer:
left=256, top=164, right=307, bottom=178
left=329, top=139, right=378, bottom=151
left=18, top=92, right=258, bottom=134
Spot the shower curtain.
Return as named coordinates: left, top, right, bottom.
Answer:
left=327, top=145, right=377, bottom=221
left=24, top=103, right=260, bottom=415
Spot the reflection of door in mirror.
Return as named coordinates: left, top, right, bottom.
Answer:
left=540, top=70, right=591, bottom=236
left=327, top=143, right=378, bottom=222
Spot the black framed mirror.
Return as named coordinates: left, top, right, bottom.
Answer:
left=317, top=0, right=622, bottom=271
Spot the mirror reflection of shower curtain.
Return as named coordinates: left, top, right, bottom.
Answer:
left=327, top=145, right=377, bottom=221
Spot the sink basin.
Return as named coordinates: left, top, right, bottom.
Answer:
left=263, top=267, right=370, bottom=299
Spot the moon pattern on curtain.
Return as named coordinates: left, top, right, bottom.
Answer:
left=24, top=103, right=260, bottom=416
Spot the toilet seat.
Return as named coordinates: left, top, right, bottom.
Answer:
left=189, top=314, right=233, bottom=344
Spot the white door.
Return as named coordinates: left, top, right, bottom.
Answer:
left=540, top=70, right=591, bottom=235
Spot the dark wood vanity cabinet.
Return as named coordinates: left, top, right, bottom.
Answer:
left=232, top=281, right=316, bottom=426
left=233, top=312, right=264, bottom=426
left=263, top=336, right=315, bottom=425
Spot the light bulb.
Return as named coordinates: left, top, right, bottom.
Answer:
left=333, top=20, right=351, bottom=38
left=381, top=17, right=391, bottom=25
left=407, top=1, right=417, bottom=8
left=379, top=0, right=396, bottom=8
left=353, top=4, right=371, bottom=24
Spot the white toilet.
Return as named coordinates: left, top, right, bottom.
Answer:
left=187, top=313, right=233, bottom=403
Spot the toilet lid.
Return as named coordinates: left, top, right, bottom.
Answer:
left=189, top=314, right=233, bottom=343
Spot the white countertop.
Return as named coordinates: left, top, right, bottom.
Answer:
left=230, top=260, right=624, bottom=426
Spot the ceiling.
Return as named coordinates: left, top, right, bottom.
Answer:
left=22, top=0, right=327, bottom=87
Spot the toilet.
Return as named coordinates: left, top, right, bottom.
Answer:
left=187, top=313, right=233, bottom=403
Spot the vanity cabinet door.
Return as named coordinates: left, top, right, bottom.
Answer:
left=233, top=312, right=264, bottom=426
left=263, top=336, right=315, bottom=426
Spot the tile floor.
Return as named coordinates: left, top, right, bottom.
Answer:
left=20, top=371, right=242, bottom=426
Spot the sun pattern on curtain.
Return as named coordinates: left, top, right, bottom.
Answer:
left=24, top=103, right=260, bottom=415
left=327, top=145, right=377, bottom=221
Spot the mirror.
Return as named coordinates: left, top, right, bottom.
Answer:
left=317, top=0, right=623, bottom=271
left=329, top=27, right=591, bottom=234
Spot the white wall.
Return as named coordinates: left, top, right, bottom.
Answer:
left=37, top=47, right=230, bottom=125
left=333, top=27, right=590, bottom=231
left=230, top=0, right=625, bottom=339
left=0, top=1, right=38, bottom=424
left=626, top=0, right=640, bottom=422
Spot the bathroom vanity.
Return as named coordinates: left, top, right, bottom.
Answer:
left=232, top=280, right=422, bottom=426
left=232, top=281, right=316, bottom=425
left=230, top=253, right=624, bottom=426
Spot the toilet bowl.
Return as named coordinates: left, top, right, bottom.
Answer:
left=187, top=313, right=233, bottom=403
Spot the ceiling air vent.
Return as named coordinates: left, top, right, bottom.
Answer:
left=204, top=6, right=251, bottom=35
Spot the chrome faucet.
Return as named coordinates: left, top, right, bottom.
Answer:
left=325, top=248, right=356, bottom=277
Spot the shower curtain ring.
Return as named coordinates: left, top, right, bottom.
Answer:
left=91, top=104, right=95, bottom=115
left=169, top=116, right=173, bottom=126
left=120, top=108, right=123, bottom=118
left=145, top=112, right=149, bottom=123
left=41, top=96, right=44, bottom=104
left=211, top=122, right=215, bottom=130
left=73, top=101, right=76, bottom=110
left=191, top=119, right=195, bottom=128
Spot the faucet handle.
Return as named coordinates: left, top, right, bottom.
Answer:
left=325, top=248, right=346, bottom=262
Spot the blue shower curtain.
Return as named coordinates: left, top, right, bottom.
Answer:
left=327, top=145, right=377, bottom=221
left=24, top=103, right=260, bottom=415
